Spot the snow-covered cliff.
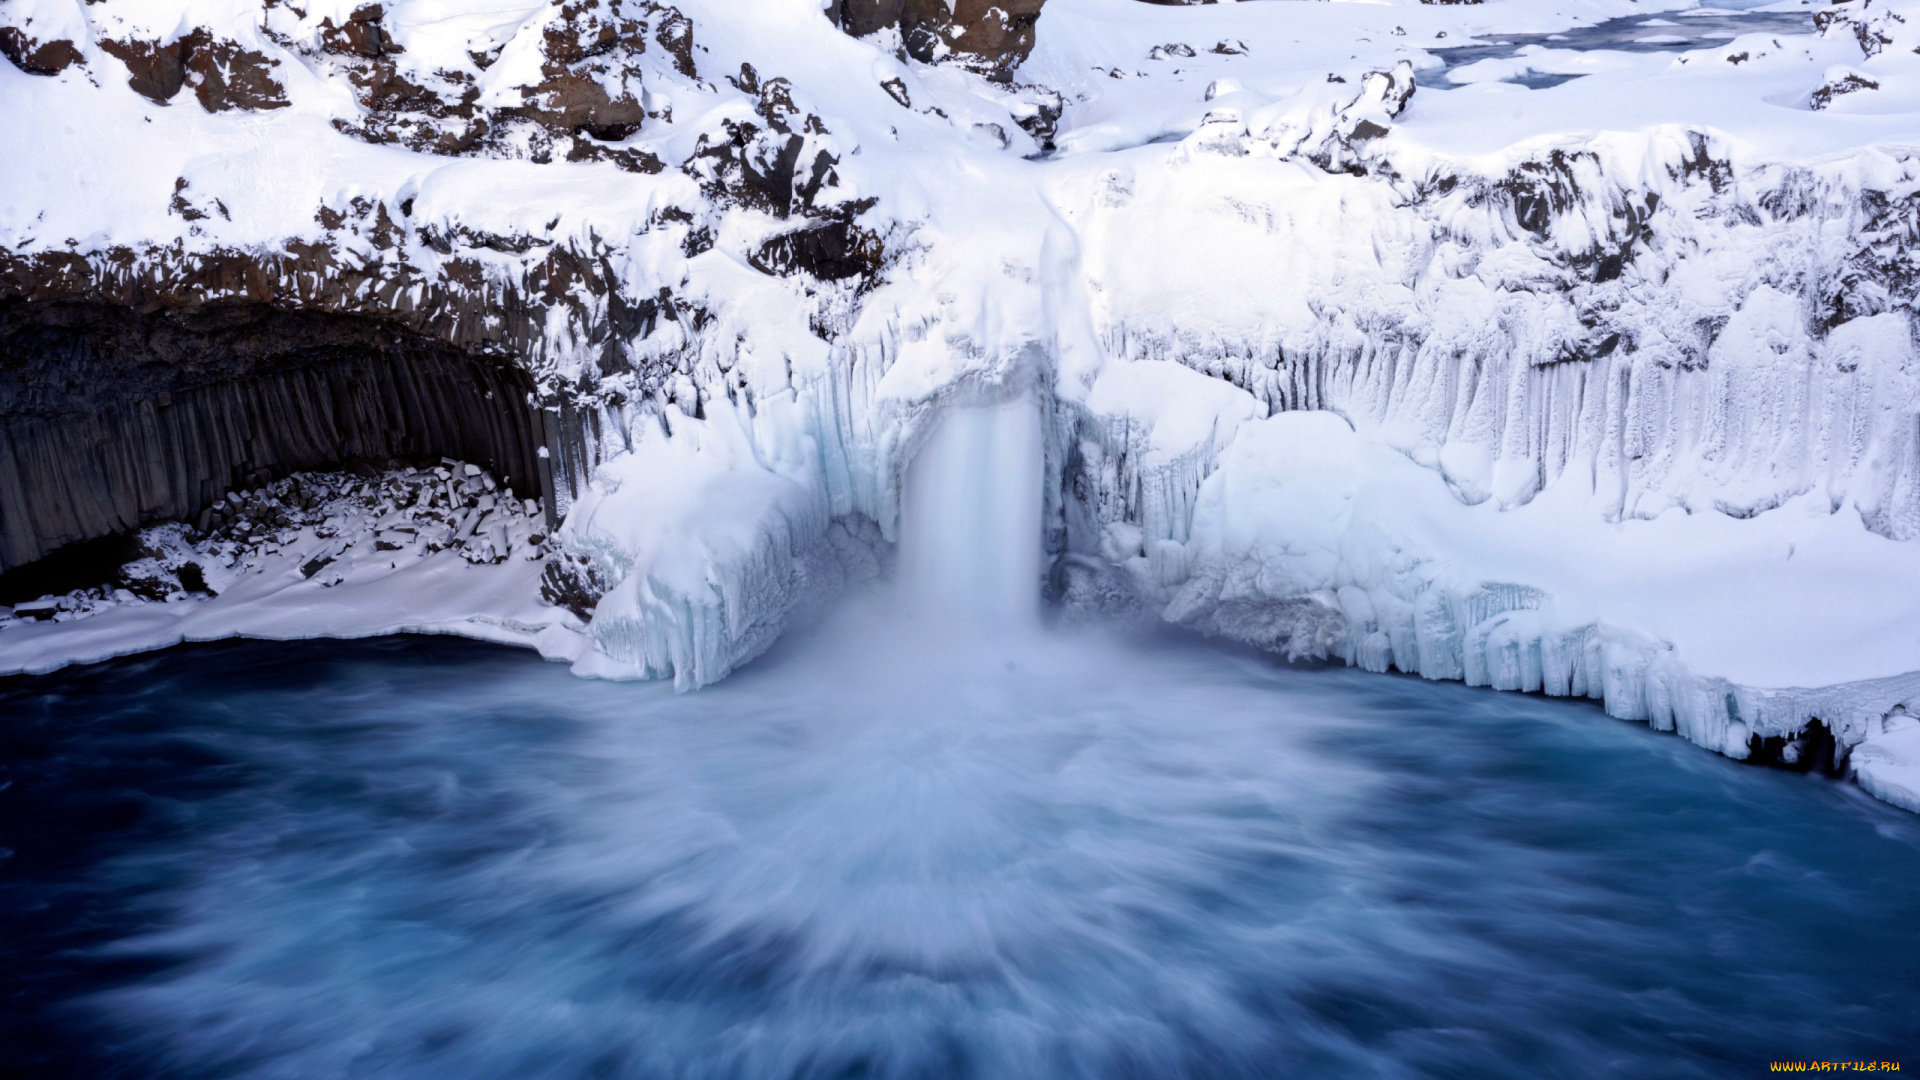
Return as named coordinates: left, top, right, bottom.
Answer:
left=3, top=0, right=1918, bottom=808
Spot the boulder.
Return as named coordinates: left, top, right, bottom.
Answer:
left=826, top=0, right=1046, bottom=81
left=0, top=27, right=82, bottom=76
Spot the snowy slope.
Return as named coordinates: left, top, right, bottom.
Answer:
left=3, top=0, right=1919, bottom=806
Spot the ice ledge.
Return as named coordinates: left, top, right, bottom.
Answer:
left=1854, top=721, right=1920, bottom=815
left=1090, top=410, right=1920, bottom=808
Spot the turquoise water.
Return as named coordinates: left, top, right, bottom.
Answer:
left=2, top=618, right=1917, bottom=1078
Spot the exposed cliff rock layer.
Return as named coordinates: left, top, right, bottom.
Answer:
left=825, top=0, right=1047, bottom=80
left=0, top=301, right=544, bottom=573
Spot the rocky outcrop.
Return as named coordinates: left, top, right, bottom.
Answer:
left=0, top=46, right=889, bottom=557
left=318, top=4, right=402, bottom=60
left=98, top=30, right=289, bottom=111
left=0, top=300, right=544, bottom=573
left=316, top=0, right=689, bottom=169
left=826, top=0, right=1046, bottom=81
left=0, top=26, right=82, bottom=76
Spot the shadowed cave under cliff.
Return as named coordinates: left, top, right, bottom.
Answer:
left=0, top=300, right=551, bottom=595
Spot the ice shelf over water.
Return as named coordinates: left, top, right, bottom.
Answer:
left=2, top=0, right=1919, bottom=808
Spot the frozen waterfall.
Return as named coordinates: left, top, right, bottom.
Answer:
left=898, top=397, right=1045, bottom=627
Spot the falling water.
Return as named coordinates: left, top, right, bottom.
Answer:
left=897, top=395, right=1044, bottom=626
left=8, top=390, right=1920, bottom=1079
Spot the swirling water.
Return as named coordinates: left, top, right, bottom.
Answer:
left=3, top=608, right=1918, bottom=1079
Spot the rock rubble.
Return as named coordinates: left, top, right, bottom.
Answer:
left=0, top=461, right=547, bottom=629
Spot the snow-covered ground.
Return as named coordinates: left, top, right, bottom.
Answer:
left=0, top=463, right=586, bottom=673
left=3, top=0, right=1919, bottom=807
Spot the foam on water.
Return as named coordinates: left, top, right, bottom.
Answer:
left=4, top=628, right=1920, bottom=1079
left=4, top=398, right=1918, bottom=1078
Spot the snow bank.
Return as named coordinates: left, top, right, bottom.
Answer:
left=1854, top=712, right=1920, bottom=813
left=0, top=464, right=570, bottom=674
left=1152, top=411, right=1920, bottom=758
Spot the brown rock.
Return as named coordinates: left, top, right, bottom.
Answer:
left=99, top=37, right=188, bottom=103
left=320, top=4, right=403, bottom=59
left=827, top=0, right=907, bottom=39
left=517, top=72, right=647, bottom=140
left=826, top=0, right=1046, bottom=81
left=0, top=28, right=83, bottom=76
left=180, top=30, right=291, bottom=112
left=101, top=31, right=288, bottom=111
left=941, top=0, right=1046, bottom=76
left=511, top=0, right=655, bottom=139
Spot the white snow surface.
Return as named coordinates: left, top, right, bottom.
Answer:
left=1855, top=711, right=1920, bottom=813
left=0, top=466, right=585, bottom=675
left=4, top=0, right=1920, bottom=805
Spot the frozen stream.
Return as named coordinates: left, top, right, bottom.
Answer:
left=1432, top=6, right=1815, bottom=89
left=3, top=621, right=1919, bottom=1078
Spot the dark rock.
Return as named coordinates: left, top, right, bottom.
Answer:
left=0, top=300, right=547, bottom=572
left=826, top=0, right=1047, bottom=81
left=320, top=5, right=402, bottom=59
left=540, top=551, right=613, bottom=619
left=1811, top=72, right=1879, bottom=110
left=100, top=30, right=288, bottom=111
left=1746, top=719, right=1848, bottom=777
left=751, top=221, right=883, bottom=282
left=827, top=0, right=907, bottom=39
left=0, top=531, right=139, bottom=605
left=1349, top=119, right=1390, bottom=142
left=309, top=0, right=691, bottom=159
left=1816, top=2, right=1904, bottom=58
left=0, top=28, right=83, bottom=76
left=508, top=0, right=656, bottom=139
left=99, top=37, right=188, bottom=103
left=516, top=71, right=648, bottom=138
left=685, top=120, right=825, bottom=217
left=1011, top=87, right=1062, bottom=149
left=175, top=561, right=213, bottom=595
left=181, top=30, right=290, bottom=112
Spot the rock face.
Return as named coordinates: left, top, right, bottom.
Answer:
left=0, top=27, right=82, bottom=76
left=0, top=301, right=545, bottom=573
left=98, top=31, right=290, bottom=111
left=826, top=0, right=1046, bottom=80
left=316, top=0, right=690, bottom=168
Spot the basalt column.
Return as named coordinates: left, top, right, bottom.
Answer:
left=0, top=300, right=548, bottom=573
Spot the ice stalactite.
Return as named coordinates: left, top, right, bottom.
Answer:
left=1055, top=402, right=1920, bottom=777
left=1073, top=136, right=1920, bottom=543
left=1031, top=125, right=1920, bottom=794
left=543, top=317, right=967, bottom=689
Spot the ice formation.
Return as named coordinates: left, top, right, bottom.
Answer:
left=2, top=0, right=1918, bottom=807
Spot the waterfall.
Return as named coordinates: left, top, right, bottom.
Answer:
left=898, top=395, right=1044, bottom=627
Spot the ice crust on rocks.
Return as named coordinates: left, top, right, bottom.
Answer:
left=1152, top=410, right=1920, bottom=762
left=3, top=0, right=1920, bottom=808
left=0, top=462, right=563, bottom=673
